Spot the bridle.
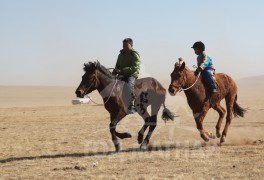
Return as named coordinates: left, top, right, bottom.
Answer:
left=81, top=69, right=118, bottom=106
left=170, top=66, right=201, bottom=92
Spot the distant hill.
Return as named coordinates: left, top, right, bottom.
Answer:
left=160, top=75, right=264, bottom=90
left=236, top=75, right=264, bottom=88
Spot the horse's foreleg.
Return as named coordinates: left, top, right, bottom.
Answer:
left=194, top=110, right=210, bottom=142
left=140, top=115, right=157, bottom=150
left=110, top=112, right=125, bottom=152
left=114, top=113, right=131, bottom=139
left=109, top=122, right=120, bottom=152
left=115, top=132, right=132, bottom=139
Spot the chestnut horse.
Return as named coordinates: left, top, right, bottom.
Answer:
left=168, top=59, right=246, bottom=143
left=75, top=61, right=174, bottom=152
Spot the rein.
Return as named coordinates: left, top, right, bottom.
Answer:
left=170, top=65, right=201, bottom=92
left=179, top=72, right=201, bottom=92
left=86, top=80, right=118, bottom=106
left=85, top=68, right=118, bottom=106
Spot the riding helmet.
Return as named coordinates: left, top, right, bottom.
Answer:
left=191, top=41, right=205, bottom=51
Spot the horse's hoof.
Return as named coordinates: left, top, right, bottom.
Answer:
left=216, top=133, right=221, bottom=138
left=114, top=142, right=120, bottom=152
left=209, top=133, right=216, bottom=139
left=220, top=136, right=225, bottom=144
left=124, top=133, right=132, bottom=138
left=140, top=143, right=148, bottom=151
left=206, top=132, right=216, bottom=139
left=201, top=134, right=210, bottom=142
left=115, top=144, right=120, bottom=152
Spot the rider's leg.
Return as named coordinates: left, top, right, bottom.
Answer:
left=127, top=76, right=137, bottom=114
left=203, top=69, right=217, bottom=93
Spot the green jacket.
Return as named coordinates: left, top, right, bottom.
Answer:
left=115, top=48, right=141, bottom=78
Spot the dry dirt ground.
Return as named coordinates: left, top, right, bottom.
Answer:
left=0, top=85, right=264, bottom=179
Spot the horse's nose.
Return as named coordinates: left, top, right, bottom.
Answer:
left=75, top=90, right=82, bottom=97
left=168, top=86, right=175, bottom=94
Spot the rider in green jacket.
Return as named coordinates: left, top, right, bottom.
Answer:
left=113, top=38, right=141, bottom=114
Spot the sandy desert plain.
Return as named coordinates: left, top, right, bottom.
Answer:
left=0, top=76, right=264, bottom=179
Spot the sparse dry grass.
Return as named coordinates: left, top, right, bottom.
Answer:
left=0, top=86, right=264, bottom=179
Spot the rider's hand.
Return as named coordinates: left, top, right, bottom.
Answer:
left=194, top=67, right=202, bottom=76
left=113, top=69, right=123, bottom=75
left=112, top=69, right=117, bottom=75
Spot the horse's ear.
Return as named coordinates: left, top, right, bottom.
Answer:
left=178, top=57, right=183, bottom=64
left=91, top=62, right=96, bottom=71
left=83, top=62, right=97, bottom=73
left=87, top=62, right=96, bottom=73
left=179, top=62, right=185, bottom=71
left=96, top=60, right=100, bottom=66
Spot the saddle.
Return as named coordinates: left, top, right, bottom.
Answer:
left=199, top=74, right=220, bottom=107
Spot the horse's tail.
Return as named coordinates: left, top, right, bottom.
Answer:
left=233, top=94, right=247, bottom=118
left=162, top=103, right=175, bottom=121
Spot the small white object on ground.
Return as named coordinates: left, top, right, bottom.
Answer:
left=72, top=95, right=91, bottom=105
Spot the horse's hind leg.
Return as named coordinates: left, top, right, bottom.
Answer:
left=213, top=103, right=226, bottom=138
left=221, top=95, right=236, bottom=143
left=140, top=115, right=157, bottom=150
left=137, top=111, right=151, bottom=144
left=140, top=103, right=161, bottom=150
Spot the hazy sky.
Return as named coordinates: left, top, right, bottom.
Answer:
left=0, top=0, right=263, bottom=86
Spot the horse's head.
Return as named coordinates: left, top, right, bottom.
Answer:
left=75, top=62, right=98, bottom=98
left=168, top=58, right=187, bottom=96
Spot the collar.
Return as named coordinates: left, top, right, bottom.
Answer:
left=120, top=48, right=135, bottom=53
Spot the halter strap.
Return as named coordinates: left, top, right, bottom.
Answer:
left=170, top=72, right=201, bottom=92
left=86, top=79, right=118, bottom=106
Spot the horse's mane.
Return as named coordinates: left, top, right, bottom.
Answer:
left=83, top=61, right=114, bottom=79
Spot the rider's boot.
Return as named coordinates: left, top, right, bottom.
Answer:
left=127, top=93, right=137, bottom=114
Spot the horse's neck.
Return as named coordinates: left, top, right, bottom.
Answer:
left=96, top=71, right=116, bottom=96
left=183, top=71, right=204, bottom=100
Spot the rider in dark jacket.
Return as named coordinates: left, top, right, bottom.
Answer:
left=113, top=38, right=141, bottom=114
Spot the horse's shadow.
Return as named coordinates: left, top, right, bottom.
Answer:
left=0, top=144, right=203, bottom=164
